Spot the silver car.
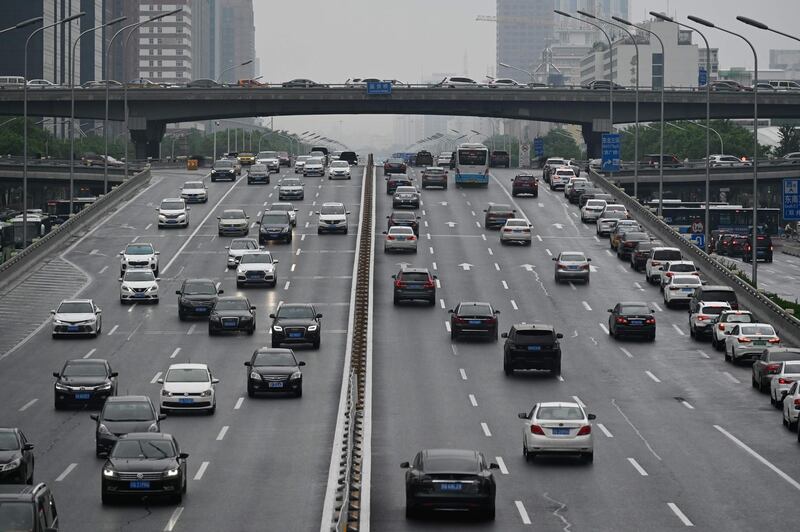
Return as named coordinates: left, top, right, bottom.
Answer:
left=180, top=180, right=208, bottom=203
left=519, top=402, right=595, bottom=462
left=580, top=199, right=607, bottom=223
left=724, top=323, right=781, bottom=363
left=225, top=238, right=260, bottom=268
left=771, top=361, right=800, bottom=408
left=383, top=226, right=417, bottom=253
left=119, top=269, right=159, bottom=304
left=500, top=218, right=532, bottom=245
left=278, top=177, right=305, bottom=200
left=217, top=209, right=250, bottom=236
left=553, top=251, right=591, bottom=283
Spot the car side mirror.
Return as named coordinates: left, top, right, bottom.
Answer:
left=298, top=361, right=307, bottom=367
left=23, top=443, right=34, bottom=451
left=650, top=309, right=656, bottom=313
left=400, top=461, right=410, bottom=469
left=501, top=332, right=509, bottom=338
left=179, top=453, right=189, bottom=460
left=588, top=413, right=597, bottom=420
left=494, top=310, right=500, bottom=314
left=517, top=412, right=530, bottom=420
left=217, top=289, right=224, bottom=294
left=607, top=309, right=613, bottom=313
left=118, top=278, right=123, bottom=282
left=316, top=313, right=323, bottom=318
left=269, top=313, right=276, bottom=318
left=315, top=211, right=320, bottom=214
left=781, top=390, right=789, bottom=398
left=448, top=309, right=454, bottom=313
left=433, top=275, right=438, bottom=279
left=386, top=215, right=390, bottom=218
left=156, top=378, right=164, bottom=384
left=118, top=251, right=124, bottom=256
left=90, top=414, right=99, bottom=421
left=556, top=333, right=564, bottom=339
left=489, top=463, right=500, bottom=470
left=110, top=372, right=119, bottom=378
left=725, top=330, right=732, bottom=335
left=176, top=290, right=181, bottom=295
left=391, top=275, right=396, bottom=279
left=211, top=378, right=220, bottom=384
left=244, top=361, right=252, bottom=367
left=158, top=414, right=167, bottom=420
left=52, top=372, right=60, bottom=378
left=587, top=258, right=592, bottom=262
left=216, top=217, right=221, bottom=220
left=552, top=257, right=557, bottom=261
left=382, top=231, right=387, bottom=234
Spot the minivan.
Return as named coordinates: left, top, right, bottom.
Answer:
left=339, top=151, right=358, bottom=165
left=0, top=76, right=25, bottom=88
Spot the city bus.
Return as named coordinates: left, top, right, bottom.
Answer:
left=646, top=201, right=780, bottom=235
left=46, top=197, right=97, bottom=225
left=454, top=143, right=490, bottom=187
left=0, top=222, right=14, bottom=264
left=9, top=210, right=53, bottom=248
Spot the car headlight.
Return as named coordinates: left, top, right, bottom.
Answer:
left=97, top=382, right=112, bottom=391
left=159, top=215, right=167, bottom=221
left=121, top=285, right=133, bottom=292
left=146, top=285, right=158, bottom=292
left=272, top=325, right=283, bottom=332
left=148, top=423, right=159, bottom=432
left=53, top=319, right=65, bottom=325
left=289, top=371, right=302, bottom=380
left=161, top=389, right=170, bottom=396
left=98, top=424, right=113, bottom=436
left=165, top=468, right=180, bottom=477
left=200, top=390, right=212, bottom=397
left=307, top=325, right=318, bottom=332
left=249, top=371, right=262, bottom=380
left=281, top=227, right=289, bottom=233
left=1, top=458, right=21, bottom=472
left=103, top=468, right=116, bottom=478
left=55, top=382, right=69, bottom=391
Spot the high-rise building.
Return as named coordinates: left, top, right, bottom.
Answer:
left=216, top=0, right=255, bottom=83
left=135, top=1, right=194, bottom=84
left=770, top=49, right=800, bottom=74
left=192, top=0, right=215, bottom=80
left=496, top=0, right=554, bottom=82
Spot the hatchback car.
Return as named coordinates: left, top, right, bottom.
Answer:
left=176, top=278, right=223, bottom=320
left=752, top=348, right=800, bottom=393
left=483, top=204, right=516, bottom=229
left=179, top=180, right=208, bottom=203
left=51, top=299, right=102, bottom=337
left=421, top=167, right=448, bottom=189
left=158, top=364, right=218, bottom=413
left=278, top=177, right=305, bottom=200
left=0, top=429, right=34, bottom=484
left=383, top=226, right=417, bottom=253
left=246, top=164, right=270, bottom=185
left=383, top=158, right=407, bottom=175
left=596, top=212, right=626, bottom=236
left=225, top=238, right=260, bottom=268
left=769, top=361, right=800, bottom=408
left=608, top=302, right=656, bottom=340
left=392, top=268, right=436, bottom=305
left=518, top=402, right=595, bottom=463
left=208, top=296, right=256, bottom=335
left=156, top=198, right=189, bottom=228
left=236, top=251, right=278, bottom=287
left=53, top=359, right=117, bottom=409
left=502, top=324, right=563, bottom=376
left=553, top=251, right=591, bottom=283
left=393, top=186, right=420, bottom=209
left=724, top=323, right=781, bottom=364
left=91, top=396, right=165, bottom=456
left=317, top=202, right=350, bottom=234
left=711, top=310, right=755, bottom=350
left=401, top=449, right=498, bottom=520
left=119, top=269, right=160, bottom=304
left=119, top=242, right=159, bottom=275
left=386, top=173, right=412, bottom=194
left=689, top=301, right=731, bottom=340
left=449, top=302, right=500, bottom=341
left=500, top=219, right=532, bottom=245
left=258, top=211, right=293, bottom=244
left=210, top=159, right=238, bottom=181
left=255, top=151, right=280, bottom=172
left=511, top=174, right=538, bottom=197
left=245, top=348, right=305, bottom=398
left=662, top=275, right=702, bottom=308
left=387, top=211, right=420, bottom=235
left=270, top=303, right=322, bottom=349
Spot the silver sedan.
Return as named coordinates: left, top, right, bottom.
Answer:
left=553, top=251, right=591, bottom=283
left=499, top=218, right=532, bottom=245
left=383, top=226, right=417, bottom=253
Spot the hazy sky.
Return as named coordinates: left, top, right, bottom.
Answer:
left=252, top=0, right=800, bottom=151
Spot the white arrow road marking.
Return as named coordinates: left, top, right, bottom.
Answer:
left=458, top=263, right=473, bottom=271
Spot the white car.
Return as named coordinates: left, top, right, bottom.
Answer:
left=383, top=226, right=417, bottom=253
left=119, top=269, right=159, bottom=303
left=294, top=155, right=310, bottom=173
left=689, top=301, right=731, bottom=340
left=645, top=247, right=683, bottom=284
left=158, top=363, right=218, bottom=414
left=564, top=177, right=588, bottom=197
left=119, top=242, right=159, bottom=275
left=317, top=202, right=350, bottom=234
left=328, top=160, right=351, bottom=180
left=269, top=202, right=297, bottom=226
left=226, top=238, right=260, bottom=268
left=51, top=299, right=102, bottom=338
left=711, top=310, right=755, bottom=351
left=236, top=251, right=279, bottom=287
left=156, top=198, right=189, bottom=228
left=438, top=76, right=479, bottom=88
left=708, top=154, right=751, bottom=168
left=519, top=402, right=595, bottom=463
left=600, top=204, right=628, bottom=218
left=781, top=380, right=800, bottom=430
left=662, top=275, right=702, bottom=307
left=581, top=199, right=607, bottom=223
left=278, top=177, right=305, bottom=200
left=550, top=167, right=575, bottom=190
left=770, top=361, right=800, bottom=408
left=596, top=215, right=624, bottom=236
left=724, top=323, right=781, bottom=364
left=487, top=77, right=523, bottom=87
left=303, top=157, right=325, bottom=177
left=217, top=209, right=250, bottom=237
left=180, top=180, right=208, bottom=203
left=658, top=260, right=699, bottom=290
left=256, top=151, right=280, bottom=173
left=500, top=218, right=532, bottom=245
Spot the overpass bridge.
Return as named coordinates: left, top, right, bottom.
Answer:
left=1, top=86, right=799, bottom=158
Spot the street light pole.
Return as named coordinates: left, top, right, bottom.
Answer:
left=213, top=59, right=253, bottom=162
left=498, top=62, right=534, bottom=84
left=737, top=15, right=800, bottom=43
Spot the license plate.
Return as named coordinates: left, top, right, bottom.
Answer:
left=439, top=483, right=463, bottom=492
left=289, top=332, right=303, bottom=338
left=407, top=283, right=422, bottom=289
left=268, top=382, right=284, bottom=388
left=167, top=220, right=177, bottom=224
left=179, top=398, right=193, bottom=404
left=512, top=230, right=521, bottom=233
left=568, top=266, right=578, bottom=270
left=129, top=481, right=150, bottom=489
left=753, top=340, right=766, bottom=346
left=629, top=320, right=643, bottom=325
left=67, top=326, right=79, bottom=332
left=134, top=293, right=146, bottom=298
left=195, top=307, right=207, bottom=312
left=223, top=320, right=237, bottom=328
left=682, top=288, right=694, bottom=292
left=75, top=393, right=91, bottom=400
left=469, top=320, right=481, bottom=325
left=551, top=428, right=570, bottom=435
left=396, top=236, right=406, bottom=241
left=527, top=345, right=542, bottom=351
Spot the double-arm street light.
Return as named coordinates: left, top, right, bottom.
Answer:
left=212, top=59, right=253, bottom=161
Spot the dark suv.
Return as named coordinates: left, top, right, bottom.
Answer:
left=641, top=154, right=682, bottom=168
left=0, top=429, right=34, bottom=485
left=0, top=483, right=58, bottom=531
left=392, top=268, right=436, bottom=305
left=176, top=278, right=223, bottom=320
left=483, top=204, right=517, bottom=229
left=415, top=150, right=433, bottom=167
left=258, top=211, right=293, bottom=244
left=490, top=150, right=510, bottom=168
left=742, top=235, right=773, bottom=263
left=502, top=324, right=563, bottom=376
left=270, top=303, right=322, bottom=349
left=420, top=167, right=448, bottom=189
left=511, top=174, right=538, bottom=197
left=689, top=285, right=739, bottom=311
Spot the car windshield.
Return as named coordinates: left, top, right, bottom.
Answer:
left=111, top=439, right=176, bottom=459
left=548, top=159, right=565, bottom=166
left=669, top=264, right=696, bottom=272
left=488, top=204, right=512, bottom=213
left=296, top=156, right=310, bottom=162
left=307, top=158, right=323, bottom=164
left=625, top=232, right=649, bottom=241
left=183, top=182, right=203, bottom=189
left=124, top=271, right=155, bottom=282
left=424, top=455, right=479, bottom=473
left=215, top=160, right=233, bottom=168
left=272, top=204, right=293, bottom=211
left=125, top=244, right=154, bottom=255
left=458, top=149, right=487, bottom=165
left=214, top=299, right=251, bottom=311
left=537, top=406, right=584, bottom=420
left=257, top=151, right=277, bottom=158
left=321, top=205, right=345, bottom=215
left=261, top=213, right=289, bottom=224
left=505, top=220, right=527, bottom=227
left=62, top=362, right=107, bottom=377
left=619, top=305, right=650, bottom=314
left=702, top=291, right=735, bottom=302
left=182, top=281, right=216, bottom=295
left=166, top=368, right=209, bottom=382
left=559, top=253, right=585, bottom=262
left=672, top=276, right=701, bottom=285
left=457, top=304, right=492, bottom=316
left=516, top=330, right=555, bottom=342
left=586, top=200, right=606, bottom=207
left=601, top=212, right=625, bottom=220
left=239, top=253, right=272, bottom=264
left=281, top=179, right=301, bottom=186
left=250, top=165, right=267, bottom=172
left=230, top=240, right=258, bottom=251
left=161, top=201, right=185, bottom=210
left=253, top=351, right=297, bottom=366
left=102, top=401, right=153, bottom=422
left=0, top=433, right=19, bottom=451
left=331, top=161, right=348, bottom=168
left=277, top=305, right=315, bottom=319
left=0, top=502, right=33, bottom=529
left=782, top=362, right=800, bottom=374
left=221, top=210, right=245, bottom=219
left=740, top=325, right=775, bottom=336
left=395, top=187, right=416, bottom=194
left=724, top=313, right=753, bottom=323
left=58, top=301, right=93, bottom=314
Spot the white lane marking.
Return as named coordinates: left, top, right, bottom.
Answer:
left=594, top=235, right=600, bottom=242
left=487, top=247, right=494, bottom=256
left=450, top=345, right=458, bottom=357
left=107, top=325, right=118, bottom=336
left=469, top=394, right=478, bottom=407
left=305, top=221, right=309, bottom=228
left=696, top=349, right=710, bottom=359
left=187, top=324, right=196, bottom=335
left=651, top=302, right=663, bottom=312
left=538, top=202, right=544, bottom=208
left=495, top=456, right=509, bottom=475
left=681, top=400, right=695, bottom=410
left=536, top=235, right=543, bottom=242
left=301, top=234, right=306, bottom=241
left=127, top=303, right=137, bottom=313
left=714, top=424, right=800, bottom=491
left=572, top=395, right=586, bottom=408
left=422, top=209, right=426, bottom=216
left=19, top=399, right=37, bottom=412
left=193, top=461, right=209, bottom=480
left=284, top=281, right=291, bottom=290
left=164, top=507, right=184, bottom=532
left=435, top=279, right=441, bottom=288
left=628, top=457, right=649, bottom=476
left=605, top=249, right=614, bottom=256
left=423, top=220, right=429, bottom=228
left=599, top=323, right=609, bottom=334
left=723, top=371, right=741, bottom=384
left=429, top=246, right=434, bottom=254
left=90, top=249, right=99, bottom=255
left=569, top=282, right=576, bottom=291
left=476, top=221, right=481, bottom=228
left=481, top=422, right=492, bottom=437
left=444, top=321, right=451, bottom=332
left=645, top=371, right=662, bottom=383
left=494, top=262, right=500, bottom=271
left=515, top=501, right=532, bottom=525
left=466, top=201, right=471, bottom=206
left=471, top=210, right=476, bottom=216
left=296, top=248, right=301, bottom=256
left=510, top=300, right=518, bottom=310
left=56, top=463, right=77, bottom=482
left=426, top=233, right=431, bottom=240
left=557, top=375, right=565, bottom=382
left=667, top=503, right=695, bottom=527
left=145, top=223, right=152, bottom=230
left=582, top=301, right=592, bottom=311
left=481, top=234, right=487, bottom=241
left=672, top=324, right=686, bottom=336
left=98, top=265, right=109, bottom=274
left=83, top=348, right=96, bottom=359
left=250, top=222, right=256, bottom=229
left=545, top=248, right=552, bottom=257
left=234, top=397, right=244, bottom=410
left=150, top=372, right=162, bottom=384
left=459, top=368, right=467, bottom=380
left=612, top=398, right=663, bottom=461
left=170, top=348, right=181, bottom=359
left=619, top=347, right=633, bottom=358
left=439, top=299, right=446, bottom=309
left=501, top=280, right=509, bottom=290
left=598, top=423, right=614, bottom=438
left=432, top=261, right=437, bottom=270
left=291, top=263, right=296, bottom=272
left=308, top=210, right=313, bottom=216
left=216, top=426, right=229, bottom=441
left=634, top=282, right=643, bottom=290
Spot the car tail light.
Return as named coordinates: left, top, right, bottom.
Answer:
left=778, top=378, right=794, bottom=385
left=794, top=398, right=800, bottom=408
left=738, top=337, right=752, bottom=343
left=718, top=323, right=726, bottom=331
left=521, top=228, right=531, bottom=233
left=665, top=272, right=674, bottom=278
left=645, top=318, right=655, bottom=324
left=408, top=235, right=416, bottom=240
left=576, top=425, right=591, bottom=436
left=530, top=424, right=545, bottom=435
left=386, top=235, right=395, bottom=240
left=669, top=286, right=679, bottom=291
left=503, top=228, right=512, bottom=232
left=765, top=363, right=781, bottom=373
left=394, top=280, right=405, bottom=289
left=453, top=316, right=467, bottom=324
left=768, top=338, right=781, bottom=344
left=423, top=279, right=435, bottom=289
left=580, top=264, right=589, bottom=270
left=769, top=245, right=774, bottom=251
left=697, top=314, right=710, bottom=321
left=616, top=317, right=627, bottom=324
left=486, top=316, right=497, bottom=324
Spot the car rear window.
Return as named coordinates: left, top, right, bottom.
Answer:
left=782, top=362, right=800, bottom=374
left=515, top=175, right=535, bottom=182
left=669, top=263, right=696, bottom=272
left=424, top=455, right=479, bottom=473
left=625, top=232, right=648, bottom=240
left=619, top=304, right=650, bottom=314
left=740, top=325, right=775, bottom=336
left=701, top=290, right=736, bottom=303
left=673, top=276, right=701, bottom=285
left=724, top=313, right=753, bottom=323
left=653, top=250, right=682, bottom=261
left=537, top=406, right=584, bottom=420
left=516, top=330, right=555, bottom=342
left=392, top=212, right=415, bottom=220
left=701, top=305, right=729, bottom=315
left=559, top=253, right=585, bottom=262
left=400, top=272, right=429, bottom=282
left=457, top=304, right=492, bottom=316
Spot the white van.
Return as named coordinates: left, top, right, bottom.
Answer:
left=0, top=76, right=25, bottom=88
left=768, top=80, right=800, bottom=91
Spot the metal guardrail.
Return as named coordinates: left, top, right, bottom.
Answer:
left=588, top=169, right=800, bottom=346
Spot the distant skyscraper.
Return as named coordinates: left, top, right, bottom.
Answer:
left=217, top=0, right=256, bottom=83
left=496, top=0, right=554, bottom=82
left=135, top=1, right=194, bottom=84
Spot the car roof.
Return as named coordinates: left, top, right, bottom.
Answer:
left=168, top=363, right=208, bottom=370
left=422, top=448, right=479, bottom=460
left=161, top=197, right=184, bottom=202
left=279, top=303, right=313, bottom=308
left=699, top=301, right=732, bottom=307
left=400, top=267, right=430, bottom=274
left=698, top=285, right=734, bottom=291
left=184, top=278, right=215, bottom=283
left=60, top=299, right=93, bottom=304
left=537, top=401, right=581, bottom=409
left=651, top=246, right=681, bottom=251
left=322, top=201, right=344, bottom=206
left=118, top=432, right=174, bottom=441
left=513, top=323, right=555, bottom=331
left=65, top=358, right=108, bottom=365
left=0, top=483, right=47, bottom=499
left=106, top=395, right=151, bottom=403
left=216, top=295, right=249, bottom=302
left=389, top=225, right=413, bottom=231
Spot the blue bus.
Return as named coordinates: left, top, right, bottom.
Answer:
left=454, top=143, right=490, bottom=187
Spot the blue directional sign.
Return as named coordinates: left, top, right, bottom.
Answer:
left=698, top=68, right=708, bottom=87
left=689, top=233, right=705, bottom=250
left=533, top=138, right=544, bottom=157
left=366, top=81, right=392, bottom=95
left=601, top=133, right=620, bottom=172
left=783, top=178, right=800, bottom=221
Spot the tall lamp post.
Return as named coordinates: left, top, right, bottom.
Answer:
left=24, top=12, right=84, bottom=248
left=70, top=16, right=126, bottom=217
left=499, top=62, right=534, bottom=84
left=689, top=15, right=760, bottom=285
left=212, top=59, right=253, bottom=164
left=650, top=12, right=712, bottom=253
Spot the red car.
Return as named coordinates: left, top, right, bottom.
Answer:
left=384, top=158, right=407, bottom=175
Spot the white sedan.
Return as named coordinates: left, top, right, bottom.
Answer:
left=518, top=402, right=595, bottom=463
left=771, top=361, right=800, bottom=408
left=782, top=380, right=800, bottom=431
left=711, top=310, right=755, bottom=351
left=662, top=275, right=701, bottom=307
left=119, top=269, right=160, bottom=304
left=328, top=160, right=351, bottom=179
left=51, top=299, right=102, bottom=338
left=724, top=323, right=781, bottom=363
left=500, top=218, right=532, bottom=245
left=158, top=363, right=218, bottom=414
left=383, top=226, right=417, bottom=253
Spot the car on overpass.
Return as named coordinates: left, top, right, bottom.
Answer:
left=641, top=154, right=682, bottom=168
left=436, top=76, right=480, bottom=88
left=708, top=154, right=751, bottom=167
left=585, top=79, right=626, bottom=90
left=187, top=78, right=221, bottom=88
left=282, top=78, right=326, bottom=88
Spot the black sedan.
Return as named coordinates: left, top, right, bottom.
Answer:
left=617, top=231, right=651, bottom=260
left=402, top=449, right=498, bottom=520
left=387, top=211, right=420, bottom=235
left=270, top=303, right=322, bottom=349
left=101, top=433, right=187, bottom=504
left=176, top=278, right=222, bottom=320
left=483, top=204, right=516, bottom=229
left=449, top=302, right=499, bottom=341
left=386, top=174, right=412, bottom=195
left=0, top=428, right=34, bottom=485
left=53, top=359, right=117, bottom=409
left=208, top=296, right=256, bottom=335
left=245, top=348, right=305, bottom=397
left=608, top=302, right=656, bottom=341
left=91, top=396, right=165, bottom=457
left=258, top=211, right=293, bottom=244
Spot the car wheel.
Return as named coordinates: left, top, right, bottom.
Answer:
left=770, top=392, right=777, bottom=407
left=405, top=503, right=418, bottom=520
left=208, top=327, right=216, bottom=336
left=209, top=403, right=216, bottom=415
left=582, top=452, right=594, bottom=464
left=247, top=385, right=255, bottom=398
left=178, top=311, right=186, bottom=321
left=608, top=325, right=614, bottom=337
left=552, top=362, right=561, bottom=376
left=790, top=419, right=798, bottom=431
left=393, top=295, right=400, bottom=305
left=783, top=411, right=789, bottom=427
left=295, top=385, right=303, bottom=398
left=271, top=339, right=279, bottom=348
left=450, top=330, right=457, bottom=341
left=313, top=338, right=321, bottom=349
left=248, top=326, right=255, bottom=336
left=101, top=491, right=113, bottom=505
left=484, top=504, right=496, bottom=521
left=724, top=346, right=731, bottom=362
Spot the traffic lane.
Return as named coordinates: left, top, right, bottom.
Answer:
left=712, top=252, right=800, bottom=301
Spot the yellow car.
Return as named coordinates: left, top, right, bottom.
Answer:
left=237, top=152, right=256, bottom=166
left=610, top=221, right=642, bottom=250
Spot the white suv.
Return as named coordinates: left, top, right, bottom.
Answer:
left=328, top=160, right=351, bottom=180
left=180, top=180, right=208, bottom=203
left=550, top=167, right=575, bottom=190
left=156, top=198, right=189, bottom=228
left=119, top=242, right=159, bottom=276
left=158, top=363, right=218, bottom=414
left=645, top=247, right=682, bottom=284
left=658, top=260, right=699, bottom=291
left=581, top=199, right=607, bottom=223
left=317, top=202, right=350, bottom=234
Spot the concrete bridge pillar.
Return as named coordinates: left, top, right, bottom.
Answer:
left=130, top=121, right=166, bottom=160
left=581, top=123, right=604, bottom=159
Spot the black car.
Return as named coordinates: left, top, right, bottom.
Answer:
left=176, top=278, right=223, bottom=320
left=393, top=187, right=420, bottom=209
left=742, top=235, right=773, bottom=263
left=187, top=78, right=221, bottom=88
left=502, top=324, right=563, bottom=376
left=208, top=296, right=256, bottom=335
left=402, top=449, right=498, bottom=520
left=91, top=396, right=165, bottom=457
left=724, top=235, right=748, bottom=257
left=384, top=158, right=407, bottom=175
left=415, top=150, right=433, bottom=167
left=511, top=174, right=538, bottom=197
left=0, top=483, right=58, bottom=531
left=270, top=303, right=322, bottom=349
left=689, top=285, right=739, bottom=311
left=258, top=211, right=293, bottom=244
left=490, top=150, right=510, bottom=168
left=387, top=211, right=420, bottom=235
left=641, top=154, right=682, bottom=168
left=245, top=348, right=305, bottom=397
left=420, top=167, right=448, bottom=189
left=716, top=234, right=736, bottom=256
left=0, top=429, right=34, bottom=485
left=101, top=433, right=187, bottom=504
left=483, top=204, right=516, bottom=229
left=630, top=241, right=659, bottom=271
left=247, top=164, right=270, bottom=185
left=617, top=231, right=651, bottom=260
left=393, top=268, right=436, bottom=305
left=386, top=174, right=412, bottom=195
left=585, top=79, right=626, bottom=90
left=210, top=159, right=237, bottom=181
left=282, top=78, right=323, bottom=88
left=339, top=151, right=358, bottom=165
left=53, top=359, right=117, bottom=409
left=450, top=302, right=500, bottom=341
left=608, top=302, right=656, bottom=341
